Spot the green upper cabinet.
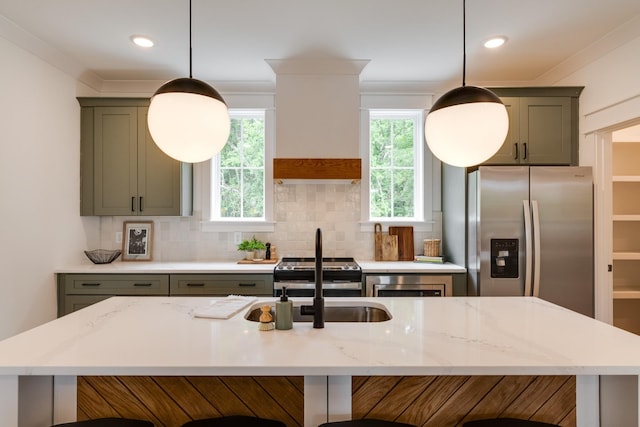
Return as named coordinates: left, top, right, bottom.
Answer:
left=482, top=87, right=583, bottom=166
left=79, top=98, right=192, bottom=216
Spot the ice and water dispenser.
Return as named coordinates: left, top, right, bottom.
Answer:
left=490, top=239, right=519, bottom=278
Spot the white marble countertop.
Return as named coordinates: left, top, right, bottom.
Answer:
left=54, top=260, right=466, bottom=274
left=1, top=296, right=639, bottom=377
left=357, top=261, right=466, bottom=273
left=54, top=261, right=277, bottom=274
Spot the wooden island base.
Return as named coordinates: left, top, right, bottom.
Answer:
left=77, top=375, right=575, bottom=427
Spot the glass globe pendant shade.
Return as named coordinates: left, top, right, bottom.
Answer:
left=148, top=77, right=231, bottom=163
left=425, top=85, right=509, bottom=167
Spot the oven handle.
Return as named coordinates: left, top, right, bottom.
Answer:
left=274, top=281, right=362, bottom=290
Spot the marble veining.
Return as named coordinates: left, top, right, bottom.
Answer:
left=1, top=296, right=640, bottom=377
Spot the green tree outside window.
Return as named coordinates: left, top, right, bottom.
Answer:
left=370, top=112, right=419, bottom=219
left=217, top=112, right=265, bottom=219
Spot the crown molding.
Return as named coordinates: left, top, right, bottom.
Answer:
left=0, top=14, right=103, bottom=91
left=535, top=14, right=640, bottom=85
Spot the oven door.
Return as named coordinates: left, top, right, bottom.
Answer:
left=274, top=281, right=363, bottom=297
left=365, top=275, right=453, bottom=297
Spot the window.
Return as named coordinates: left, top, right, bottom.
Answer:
left=210, top=110, right=267, bottom=221
left=200, top=93, right=275, bottom=233
left=368, top=110, right=424, bottom=221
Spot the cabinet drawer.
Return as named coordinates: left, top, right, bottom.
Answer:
left=170, top=274, right=273, bottom=296
left=63, top=274, right=169, bottom=295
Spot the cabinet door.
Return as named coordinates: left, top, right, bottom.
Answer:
left=94, top=107, right=138, bottom=215
left=61, top=295, right=112, bottom=317
left=520, top=97, right=572, bottom=165
left=80, top=100, right=193, bottom=217
left=483, top=96, right=573, bottom=166
left=137, top=107, right=191, bottom=216
left=483, top=97, right=520, bottom=164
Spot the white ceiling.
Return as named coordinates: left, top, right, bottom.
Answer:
left=1, top=0, right=640, bottom=92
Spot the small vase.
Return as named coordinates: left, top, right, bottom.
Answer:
left=244, top=250, right=255, bottom=260
left=254, top=249, right=266, bottom=260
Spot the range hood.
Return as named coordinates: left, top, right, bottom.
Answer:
left=273, top=158, right=361, bottom=184
left=268, top=59, right=368, bottom=182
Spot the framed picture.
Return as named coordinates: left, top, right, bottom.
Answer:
left=122, top=221, right=153, bottom=261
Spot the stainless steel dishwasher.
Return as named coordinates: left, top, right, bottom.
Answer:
left=365, top=274, right=453, bottom=297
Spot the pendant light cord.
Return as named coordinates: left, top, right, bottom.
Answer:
left=462, top=0, right=466, bottom=87
left=189, top=0, right=193, bottom=79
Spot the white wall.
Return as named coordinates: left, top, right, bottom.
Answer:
left=555, top=34, right=640, bottom=133
left=550, top=33, right=640, bottom=427
left=0, top=37, right=91, bottom=340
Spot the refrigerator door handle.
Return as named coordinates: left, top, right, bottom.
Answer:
left=531, top=200, right=542, bottom=298
left=523, top=200, right=533, bottom=297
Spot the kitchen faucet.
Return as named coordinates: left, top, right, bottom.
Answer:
left=313, top=228, right=324, bottom=328
left=300, top=228, right=324, bottom=328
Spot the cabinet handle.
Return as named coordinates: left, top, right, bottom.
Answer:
left=139, top=196, right=144, bottom=212
left=523, top=143, right=528, bottom=159
left=131, top=196, right=136, bottom=212
left=239, top=283, right=257, bottom=287
left=81, top=283, right=101, bottom=287
left=513, top=143, right=519, bottom=160
left=186, top=283, right=205, bottom=287
left=133, top=283, right=152, bottom=287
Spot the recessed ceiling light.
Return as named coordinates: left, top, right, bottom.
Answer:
left=484, top=36, right=507, bottom=49
left=131, top=35, right=154, bottom=48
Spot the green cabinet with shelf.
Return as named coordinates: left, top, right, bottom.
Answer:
left=483, top=87, right=582, bottom=166
left=79, top=98, right=192, bottom=216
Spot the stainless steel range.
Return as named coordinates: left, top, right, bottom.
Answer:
left=273, top=257, right=363, bottom=297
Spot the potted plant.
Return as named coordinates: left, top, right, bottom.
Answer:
left=237, top=236, right=266, bottom=260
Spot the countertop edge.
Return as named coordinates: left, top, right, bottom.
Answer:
left=55, top=261, right=467, bottom=274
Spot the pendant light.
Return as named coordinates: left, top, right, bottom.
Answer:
left=425, top=0, right=508, bottom=167
left=147, top=0, right=230, bottom=163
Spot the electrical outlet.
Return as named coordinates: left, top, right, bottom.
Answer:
left=233, top=232, right=242, bottom=244
left=115, top=231, right=122, bottom=243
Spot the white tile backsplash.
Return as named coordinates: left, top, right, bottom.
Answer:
left=96, top=183, right=442, bottom=261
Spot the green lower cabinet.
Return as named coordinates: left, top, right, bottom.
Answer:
left=64, top=295, right=113, bottom=314
left=169, top=274, right=274, bottom=296
left=57, top=274, right=170, bottom=317
left=57, top=273, right=275, bottom=317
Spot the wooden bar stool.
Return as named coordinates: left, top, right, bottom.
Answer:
left=463, top=419, right=560, bottom=427
left=52, top=419, right=154, bottom=427
left=182, top=415, right=286, bottom=427
left=318, top=419, right=416, bottom=427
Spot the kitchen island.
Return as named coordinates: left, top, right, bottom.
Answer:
left=1, top=296, right=640, bottom=427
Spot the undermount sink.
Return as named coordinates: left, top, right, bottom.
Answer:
left=244, top=301, right=391, bottom=323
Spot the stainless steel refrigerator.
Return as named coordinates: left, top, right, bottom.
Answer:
left=467, top=166, right=594, bottom=317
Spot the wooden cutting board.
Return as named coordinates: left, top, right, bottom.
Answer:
left=389, top=226, right=414, bottom=261
left=374, top=223, right=398, bottom=261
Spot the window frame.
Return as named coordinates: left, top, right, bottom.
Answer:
left=368, top=109, right=425, bottom=222
left=198, top=94, right=275, bottom=233
left=360, top=94, right=435, bottom=232
left=211, top=109, right=267, bottom=222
